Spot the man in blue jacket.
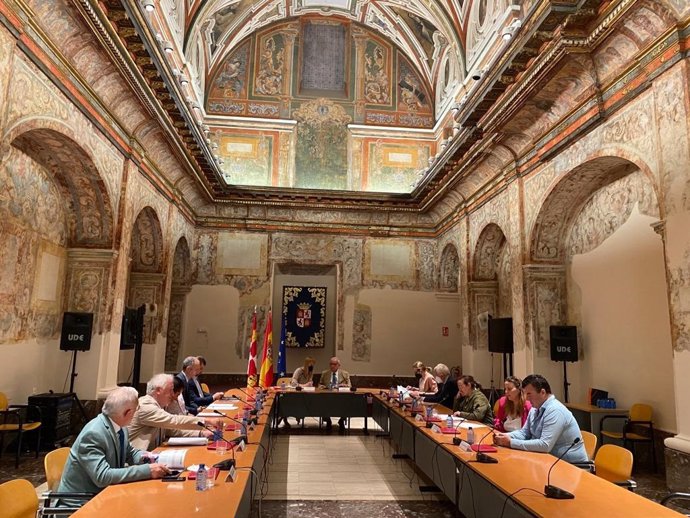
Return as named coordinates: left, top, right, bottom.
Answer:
left=57, top=386, right=169, bottom=504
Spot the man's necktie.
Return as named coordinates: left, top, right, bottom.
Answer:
left=331, top=372, right=337, bottom=387
left=117, top=429, right=125, bottom=467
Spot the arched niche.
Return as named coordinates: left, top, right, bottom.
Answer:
left=439, top=243, right=460, bottom=292
left=126, top=206, right=165, bottom=345
left=0, top=127, right=116, bottom=343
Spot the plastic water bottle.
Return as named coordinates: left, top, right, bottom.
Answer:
left=196, top=464, right=207, bottom=491
left=241, top=417, right=248, bottom=436
left=426, top=405, right=433, bottom=419
left=280, top=380, right=286, bottom=391
left=399, top=391, right=404, bottom=405
left=243, top=408, right=250, bottom=421
left=467, top=426, right=475, bottom=445
left=446, top=414, right=453, bottom=430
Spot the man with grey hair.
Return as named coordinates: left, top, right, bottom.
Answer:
left=318, top=357, right=351, bottom=432
left=176, top=356, right=223, bottom=414
left=57, top=387, right=168, bottom=502
left=416, top=363, right=458, bottom=408
left=128, top=373, right=220, bottom=451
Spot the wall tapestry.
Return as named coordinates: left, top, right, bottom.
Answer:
left=282, top=286, right=326, bottom=348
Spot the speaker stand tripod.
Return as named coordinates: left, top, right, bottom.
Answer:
left=562, top=361, right=571, bottom=403
left=67, top=350, right=89, bottom=423
left=487, top=353, right=501, bottom=405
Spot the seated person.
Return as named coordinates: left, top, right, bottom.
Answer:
left=493, top=374, right=587, bottom=463
left=57, top=387, right=168, bottom=505
left=291, top=356, right=316, bottom=387
left=128, top=373, right=219, bottom=451
left=318, top=356, right=351, bottom=432
left=494, top=376, right=532, bottom=432
left=453, top=375, right=493, bottom=426
left=415, top=363, right=458, bottom=409
left=406, top=361, right=438, bottom=396
left=165, top=375, right=188, bottom=415
left=177, top=356, right=223, bottom=414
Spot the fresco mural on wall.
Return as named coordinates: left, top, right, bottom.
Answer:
left=254, top=33, right=286, bottom=97
left=217, top=132, right=274, bottom=186
left=365, top=140, right=430, bottom=192
left=391, top=8, right=438, bottom=63
left=292, top=98, right=351, bottom=189
left=364, top=40, right=391, bottom=105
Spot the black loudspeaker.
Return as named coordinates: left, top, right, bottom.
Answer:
left=120, top=308, right=138, bottom=350
left=550, top=325, right=578, bottom=362
left=488, top=317, right=513, bottom=354
left=60, top=312, right=93, bottom=351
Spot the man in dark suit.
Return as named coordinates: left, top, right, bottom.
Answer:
left=57, top=387, right=169, bottom=505
left=188, top=355, right=224, bottom=407
left=177, top=356, right=224, bottom=412
left=418, top=363, right=458, bottom=408
left=318, top=356, right=352, bottom=432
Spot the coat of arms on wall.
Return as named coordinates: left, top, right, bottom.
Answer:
left=282, top=286, right=326, bottom=348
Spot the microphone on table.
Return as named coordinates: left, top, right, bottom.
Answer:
left=197, top=421, right=237, bottom=469
left=544, top=437, right=581, bottom=499
left=451, top=417, right=467, bottom=446
left=474, top=424, right=498, bottom=464
left=226, top=394, right=260, bottom=416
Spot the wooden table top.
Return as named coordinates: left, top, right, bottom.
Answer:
left=72, top=389, right=271, bottom=518
left=377, top=395, right=682, bottom=518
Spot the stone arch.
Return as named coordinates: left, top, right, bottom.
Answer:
left=525, top=154, right=663, bottom=359
left=530, top=156, right=660, bottom=264
left=126, top=206, right=166, bottom=345
left=439, top=243, right=460, bottom=292
left=165, top=236, right=192, bottom=371
left=8, top=127, right=114, bottom=248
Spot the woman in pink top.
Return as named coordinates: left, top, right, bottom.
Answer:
left=407, top=361, right=438, bottom=395
left=494, top=376, right=532, bottom=432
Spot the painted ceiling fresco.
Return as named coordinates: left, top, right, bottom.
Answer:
left=206, top=19, right=437, bottom=192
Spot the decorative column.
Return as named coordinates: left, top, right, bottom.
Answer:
left=165, top=284, right=191, bottom=371
left=352, top=28, right=367, bottom=124
left=64, top=248, right=119, bottom=399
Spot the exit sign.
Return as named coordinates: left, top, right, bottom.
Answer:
left=442, top=327, right=449, bottom=336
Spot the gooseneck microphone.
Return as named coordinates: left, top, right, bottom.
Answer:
left=474, top=425, right=498, bottom=463
left=544, top=437, right=580, bottom=499
left=452, top=418, right=467, bottom=446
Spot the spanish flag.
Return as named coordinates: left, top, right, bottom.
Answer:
left=247, top=309, right=258, bottom=387
left=259, top=310, right=274, bottom=388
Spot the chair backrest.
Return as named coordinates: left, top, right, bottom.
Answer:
left=581, top=430, right=598, bottom=460
left=275, top=377, right=292, bottom=386
left=629, top=403, right=653, bottom=422
left=200, top=382, right=210, bottom=394
left=45, top=447, right=71, bottom=491
left=0, top=479, right=38, bottom=518
left=0, top=391, right=8, bottom=411
left=595, top=444, right=634, bottom=483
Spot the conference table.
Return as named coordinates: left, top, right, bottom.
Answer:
left=71, top=388, right=683, bottom=518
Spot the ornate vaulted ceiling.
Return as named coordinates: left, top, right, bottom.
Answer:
left=20, top=0, right=657, bottom=232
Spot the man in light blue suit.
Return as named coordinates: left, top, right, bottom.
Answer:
left=57, top=386, right=169, bottom=503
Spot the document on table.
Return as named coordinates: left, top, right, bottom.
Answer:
left=166, top=437, right=209, bottom=446
left=197, top=411, right=221, bottom=417
left=301, top=386, right=315, bottom=392
left=436, top=415, right=487, bottom=428
left=397, top=385, right=411, bottom=397
left=207, top=404, right=238, bottom=410
left=157, top=449, right=188, bottom=469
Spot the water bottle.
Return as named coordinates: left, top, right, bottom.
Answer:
left=467, top=427, right=475, bottom=445
left=399, top=391, right=404, bottom=406
left=213, top=421, right=223, bottom=442
left=241, top=417, right=248, bottom=436
left=243, top=408, right=250, bottom=421
left=196, top=464, right=207, bottom=491
left=426, top=405, right=433, bottom=420
left=389, top=386, right=395, bottom=399
left=280, top=380, right=286, bottom=391
left=446, top=414, right=453, bottom=430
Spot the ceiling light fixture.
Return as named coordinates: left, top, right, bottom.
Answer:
left=140, top=0, right=155, bottom=12
left=501, top=19, right=522, bottom=42
left=177, top=73, right=189, bottom=86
